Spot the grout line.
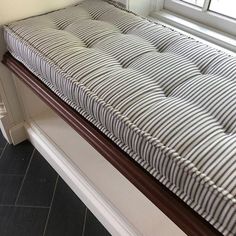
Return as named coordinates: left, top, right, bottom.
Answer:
left=43, top=174, right=59, bottom=236
left=0, top=143, right=8, bottom=160
left=0, top=204, right=50, bottom=209
left=82, top=208, right=88, bottom=236
left=14, top=148, right=35, bottom=205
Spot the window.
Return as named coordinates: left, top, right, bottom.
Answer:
left=179, top=0, right=204, bottom=7
left=163, top=0, right=236, bottom=36
left=209, top=0, right=235, bottom=19
left=174, top=0, right=236, bottom=19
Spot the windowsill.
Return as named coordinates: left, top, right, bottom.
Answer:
left=150, top=10, right=236, bottom=56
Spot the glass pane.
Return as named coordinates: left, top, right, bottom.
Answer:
left=180, top=0, right=205, bottom=7
left=210, top=0, right=236, bottom=19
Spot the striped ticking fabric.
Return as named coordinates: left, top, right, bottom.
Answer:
left=4, top=0, right=236, bottom=235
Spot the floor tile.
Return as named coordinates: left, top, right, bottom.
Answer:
left=0, top=141, right=34, bottom=175
left=0, top=175, right=23, bottom=205
left=0, top=206, right=48, bottom=236
left=44, top=178, right=86, bottom=236
left=84, top=210, right=111, bottom=236
left=0, top=149, right=4, bottom=155
left=0, top=138, right=109, bottom=236
left=16, top=151, right=58, bottom=207
left=0, top=132, right=7, bottom=149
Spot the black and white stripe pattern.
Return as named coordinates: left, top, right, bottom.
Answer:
left=4, top=1, right=236, bottom=235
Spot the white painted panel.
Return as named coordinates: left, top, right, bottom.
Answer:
left=116, top=0, right=127, bottom=6
left=128, top=0, right=151, bottom=16
left=128, top=0, right=161, bottom=16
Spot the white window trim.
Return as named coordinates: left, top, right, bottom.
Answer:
left=149, top=0, right=236, bottom=53
left=164, top=0, right=236, bottom=36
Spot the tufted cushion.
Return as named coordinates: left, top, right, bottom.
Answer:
left=4, top=1, right=236, bottom=235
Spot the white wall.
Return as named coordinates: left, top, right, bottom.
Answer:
left=0, top=0, right=162, bottom=25
left=115, top=0, right=127, bottom=6
left=0, top=0, right=82, bottom=25
left=128, top=0, right=151, bottom=16
left=128, top=0, right=163, bottom=16
left=155, top=0, right=164, bottom=11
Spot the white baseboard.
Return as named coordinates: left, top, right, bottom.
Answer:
left=0, top=118, right=27, bottom=145
left=9, top=122, right=27, bottom=145
left=25, top=120, right=139, bottom=236
left=0, top=115, right=12, bottom=143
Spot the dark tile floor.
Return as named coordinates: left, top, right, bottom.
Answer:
left=0, top=133, right=111, bottom=236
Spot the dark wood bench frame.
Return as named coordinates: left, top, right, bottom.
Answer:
left=2, top=52, right=222, bottom=236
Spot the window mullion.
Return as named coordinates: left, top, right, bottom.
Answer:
left=202, top=0, right=211, bottom=11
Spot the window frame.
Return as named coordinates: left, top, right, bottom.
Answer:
left=163, top=0, right=236, bottom=36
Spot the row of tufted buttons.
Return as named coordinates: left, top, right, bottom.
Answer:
left=10, top=0, right=236, bottom=134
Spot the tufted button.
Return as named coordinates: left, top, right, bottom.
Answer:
left=56, top=47, right=122, bottom=84
left=23, top=29, right=85, bottom=56
left=164, top=38, right=220, bottom=72
left=128, top=51, right=201, bottom=95
left=128, top=23, right=188, bottom=51
left=9, top=16, right=57, bottom=30
left=79, top=0, right=116, bottom=19
left=87, top=68, right=165, bottom=104
left=205, top=52, right=236, bottom=81
left=48, top=6, right=91, bottom=29
left=170, top=74, right=236, bottom=133
left=97, top=8, right=146, bottom=33
left=92, top=33, right=156, bottom=67
left=65, top=19, right=120, bottom=47
left=133, top=97, right=226, bottom=156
